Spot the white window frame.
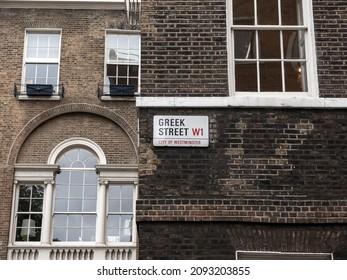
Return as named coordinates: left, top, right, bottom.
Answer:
left=226, top=0, right=319, bottom=98
left=103, top=29, right=141, bottom=97
left=21, top=29, right=62, bottom=98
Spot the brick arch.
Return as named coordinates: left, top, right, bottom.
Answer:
left=7, top=103, right=138, bottom=166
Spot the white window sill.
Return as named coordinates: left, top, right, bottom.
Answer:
left=17, top=95, right=61, bottom=101
left=136, top=96, right=347, bottom=109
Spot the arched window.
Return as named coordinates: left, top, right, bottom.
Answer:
left=11, top=138, right=138, bottom=260
left=53, top=147, right=99, bottom=242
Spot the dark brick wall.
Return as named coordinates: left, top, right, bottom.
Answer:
left=141, top=0, right=228, bottom=96
left=313, top=0, right=347, bottom=97
left=138, top=222, right=347, bottom=260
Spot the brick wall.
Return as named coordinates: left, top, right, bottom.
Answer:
left=141, top=0, right=228, bottom=96
left=138, top=222, right=347, bottom=260
left=0, top=8, right=138, bottom=259
left=313, top=0, right=347, bottom=97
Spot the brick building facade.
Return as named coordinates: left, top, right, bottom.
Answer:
left=1, top=0, right=347, bottom=260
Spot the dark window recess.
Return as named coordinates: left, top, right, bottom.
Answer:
left=26, top=84, right=53, bottom=96
left=109, top=84, right=135, bottom=96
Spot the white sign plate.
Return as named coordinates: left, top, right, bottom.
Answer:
left=153, top=116, right=209, bottom=147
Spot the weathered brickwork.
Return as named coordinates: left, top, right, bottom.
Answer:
left=313, top=0, right=347, bottom=97
left=141, top=0, right=228, bottom=96
left=138, top=222, right=347, bottom=260
left=0, top=8, right=138, bottom=259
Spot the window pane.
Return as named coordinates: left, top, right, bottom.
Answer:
left=49, top=34, right=60, bottom=47
left=53, top=228, right=66, bottom=242
left=108, top=199, right=121, bottom=212
left=85, top=172, right=98, bottom=185
left=107, top=65, right=117, bottom=76
left=129, top=65, right=139, bottom=77
left=54, top=215, right=67, bottom=227
left=259, top=31, right=281, bottom=59
left=109, top=186, right=121, bottom=198
left=56, top=171, right=69, bottom=184
left=48, top=64, right=58, bottom=78
left=118, top=35, right=129, bottom=49
left=70, top=171, right=84, bottom=185
left=234, top=30, right=256, bottom=59
left=107, top=34, right=118, bottom=48
left=283, top=30, right=306, bottom=59
left=118, top=65, right=128, bottom=77
left=129, top=35, right=139, bottom=50
left=27, top=34, right=38, bottom=47
left=18, top=199, right=30, bottom=212
left=122, top=186, right=134, bottom=199
left=69, top=199, right=83, bottom=211
left=83, top=215, right=96, bottom=227
left=37, top=48, right=48, bottom=59
left=67, top=228, right=81, bottom=241
left=285, top=62, right=307, bottom=91
left=121, top=199, right=133, bottom=212
left=27, top=48, right=37, bottom=58
left=235, top=62, right=258, bottom=91
left=36, top=64, right=48, bottom=78
left=38, top=34, right=49, bottom=48
left=257, top=0, right=279, bottom=25
left=82, top=229, right=95, bottom=241
left=281, top=0, right=303, bottom=25
left=32, top=185, right=44, bottom=198
left=19, top=185, right=31, bottom=198
left=70, top=186, right=83, bottom=198
left=54, top=199, right=68, bottom=212
left=120, top=215, right=133, bottom=242
left=260, top=62, right=282, bottom=91
left=83, top=199, right=96, bottom=211
left=233, top=0, right=254, bottom=25
left=31, top=199, right=43, bottom=212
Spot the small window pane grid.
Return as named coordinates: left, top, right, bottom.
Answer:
left=107, top=185, right=134, bottom=243
left=232, top=0, right=308, bottom=93
left=15, top=185, right=44, bottom=242
left=53, top=148, right=98, bottom=242
left=105, top=34, right=140, bottom=94
left=23, top=32, right=61, bottom=94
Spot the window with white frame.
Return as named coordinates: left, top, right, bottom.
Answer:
left=23, top=30, right=61, bottom=95
left=12, top=139, right=137, bottom=247
left=104, top=32, right=140, bottom=95
left=228, top=0, right=317, bottom=95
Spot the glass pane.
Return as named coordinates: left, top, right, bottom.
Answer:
left=109, top=186, right=121, bottom=198
left=56, top=171, right=70, bottom=184
left=259, top=31, right=281, bottom=59
left=84, top=186, right=97, bottom=198
left=285, top=62, right=307, bottom=91
left=83, top=215, right=96, bottom=227
left=67, top=228, right=81, bottom=241
left=25, top=64, right=36, bottom=81
left=129, top=78, right=138, bottom=88
left=283, top=30, right=305, bottom=59
left=108, top=215, right=120, bottom=228
left=85, top=172, right=98, bottom=185
left=69, top=199, right=83, bottom=211
left=129, top=50, right=139, bottom=63
left=49, top=34, right=60, bottom=47
left=57, top=155, right=72, bottom=168
left=64, top=149, right=78, bottom=162
left=233, top=0, right=254, bottom=25
left=53, top=215, right=67, bottom=227
left=70, top=171, right=84, bottom=185
left=32, top=185, right=44, bottom=198
left=79, top=149, right=93, bottom=162
left=235, top=62, right=258, bottom=91
left=71, top=161, right=85, bottom=168
left=69, top=215, right=82, bottom=227
left=55, top=185, right=69, bottom=197
left=118, top=65, right=127, bottom=76
left=129, top=65, right=139, bottom=77
left=260, top=62, right=282, bottom=91
left=83, top=199, right=96, bottom=211
left=36, top=64, right=48, bottom=78
left=49, top=48, right=59, bottom=59
left=38, top=34, right=49, bottom=47
left=109, top=48, right=117, bottom=61
left=257, top=0, right=279, bottom=25
left=234, top=30, right=256, bottom=59
left=48, top=64, right=58, bottom=78
left=53, top=228, right=66, bottom=242
left=27, top=48, right=37, bottom=58
left=107, top=65, right=117, bottom=76
left=107, top=230, right=120, bottom=242
left=118, top=35, right=129, bottom=49
left=118, top=78, right=127, bottom=85
left=108, top=199, right=121, bottom=212
left=122, top=186, right=133, bottom=199
left=19, top=185, right=31, bottom=198
left=118, top=50, right=129, bottom=63
left=70, top=186, right=83, bottom=197
left=31, top=214, right=43, bottom=227
left=82, top=229, right=95, bottom=241
left=107, top=34, right=118, bottom=48
left=281, top=0, right=303, bottom=25
left=18, top=199, right=30, bottom=212
left=31, top=199, right=43, bottom=212
left=129, top=35, right=139, bottom=49
left=17, top=214, right=29, bottom=227
left=121, top=199, right=133, bottom=212
left=120, top=215, right=132, bottom=242
left=27, top=34, right=38, bottom=47
left=54, top=199, right=68, bottom=212
left=37, top=48, right=48, bottom=59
